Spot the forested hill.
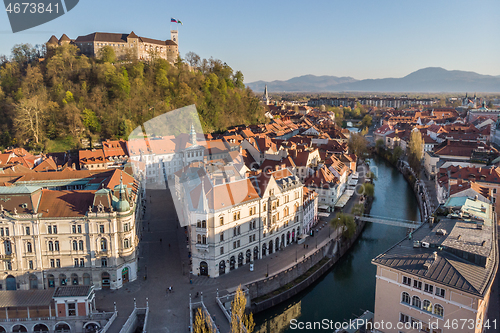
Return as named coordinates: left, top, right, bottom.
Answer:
left=0, top=44, right=265, bottom=152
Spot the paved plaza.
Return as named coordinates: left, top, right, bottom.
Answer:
left=95, top=173, right=366, bottom=332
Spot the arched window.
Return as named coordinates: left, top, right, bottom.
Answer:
left=202, top=220, right=206, bottom=228
left=423, top=299, right=432, bottom=312
left=237, top=226, right=241, bottom=235
left=219, top=217, right=224, bottom=226
left=48, top=241, right=54, bottom=251
left=72, top=240, right=78, bottom=251
left=54, top=241, right=59, bottom=251
left=202, top=235, right=206, bottom=244
left=412, top=295, right=421, bottom=308
left=434, top=304, right=444, bottom=317
left=124, top=238, right=130, bottom=248
left=197, top=234, right=201, bottom=244
left=401, top=292, right=410, bottom=304
left=233, top=228, right=237, bottom=237
left=100, top=238, right=107, bottom=251
left=78, top=240, right=84, bottom=251
left=197, top=220, right=201, bottom=228
left=26, top=242, right=32, bottom=253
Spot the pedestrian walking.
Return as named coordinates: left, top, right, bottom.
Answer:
left=169, top=285, right=172, bottom=293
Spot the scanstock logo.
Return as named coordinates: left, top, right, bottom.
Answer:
left=4, top=0, right=79, bottom=33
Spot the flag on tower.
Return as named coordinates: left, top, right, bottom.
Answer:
left=178, top=20, right=183, bottom=25
left=171, top=18, right=177, bottom=23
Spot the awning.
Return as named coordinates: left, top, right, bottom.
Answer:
left=318, top=205, right=330, bottom=210
left=318, top=212, right=330, bottom=217
left=348, top=179, right=358, bottom=186
left=335, top=190, right=354, bottom=208
left=351, top=172, right=359, bottom=179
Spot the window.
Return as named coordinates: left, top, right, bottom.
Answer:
left=413, top=280, right=422, bottom=290
left=101, top=257, right=107, bottom=267
left=26, top=226, right=30, bottom=235
left=4, top=240, right=11, bottom=254
left=424, top=283, right=434, bottom=294
left=0, top=227, right=3, bottom=236
left=78, top=240, right=84, bottom=251
left=72, top=225, right=76, bottom=233
left=399, top=313, right=409, bottom=323
left=74, top=259, right=79, bottom=267
left=48, top=241, right=54, bottom=251
left=401, top=292, right=410, bottom=304
left=99, top=225, right=105, bottom=233
left=220, top=247, right=224, bottom=255
left=423, top=300, right=432, bottom=312
left=220, top=232, right=224, bottom=242
left=72, top=240, right=78, bottom=251
left=53, top=226, right=57, bottom=234
left=233, top=241, right=236, bottom=249
left=124, top=238, right=130, bottom=248
left=434, top=304, right=444, bottom=317
left=56, top=259, right=60, bottom=268
left=435, top=287, right=445, bottom=298
left=68, top=303, right=76, bottom=316
left=249, top=235, right=252, bottom=243
left=27, top=242, right=32, bottom=253
left=237, top=240, right=240, bottom=247
left=252, top=220, right=256, bottom=229
left=48, top=226, right=52, bottom=234
left=55, top=241, right=59, bottom=251
left=412, top=296, right=421, bottom=308
left=4, top=227, right=9, bottom=236
left=100, top=238, right=108, bottom=251
left=402, top=276, right=411, bottom=286
left=202, top=220, right=206, bottom=228
left=124, top=223, right=130, bottom=232
left=50, top=259, right=55, bottom=268
left=5, top=261, right=12, bottom=270
left=233, top=211, right=240, bottom=221
left=253, top=234, right=256, bottom=241
left=77, top=225, right=82, bottom=233
left=237, top=226, right=241, bottom=235
left=220, top=217, right=224, bottom=226
left=197, top=220, right=201, bottom=228
left=263, top=203, right=266, bottom=212
left=80, top=258, right=85, bottom=267
left=197, top=234, right=201, bottom=244
left=28, top=260, right=33, bottom=269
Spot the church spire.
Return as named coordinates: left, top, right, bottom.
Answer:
left=189, top=123, right=197, bottom=145
left=263, top=85, right=270, bottom=105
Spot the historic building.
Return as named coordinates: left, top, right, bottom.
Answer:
left=0, top=169, right=141, bottom=291
left=181, top=167, right=304, bottom=278
left=47, top=30, right=179, bottom=63
left=371, top=198, right=498, bottom=333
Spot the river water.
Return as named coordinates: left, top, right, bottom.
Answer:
left=254, top=156, right=421, bottom=333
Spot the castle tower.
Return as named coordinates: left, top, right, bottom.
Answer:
left=189, top=124, right=197, bottom=145
left=171, top=30, right=178, bottom=45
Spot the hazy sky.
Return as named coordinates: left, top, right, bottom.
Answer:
left=1, top=0, right=499, bottom=83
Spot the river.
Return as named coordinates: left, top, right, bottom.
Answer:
left=254, top=155, right=421, bottom=333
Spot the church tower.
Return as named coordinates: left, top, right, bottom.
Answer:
left=262, top=85, right=270, bottom=105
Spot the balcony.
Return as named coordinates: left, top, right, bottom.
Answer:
left=195, top=243, right=209, bottom=251
left=0, top=253, right=14, bottom=260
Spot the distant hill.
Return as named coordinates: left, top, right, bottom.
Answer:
left=248, top=75, right=358, bottom=93
left=247, top=68, right=500, bottom=93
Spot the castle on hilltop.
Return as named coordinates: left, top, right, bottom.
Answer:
left=46, top=30, right=179, bottom=63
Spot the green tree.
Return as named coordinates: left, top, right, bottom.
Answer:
left=82, top=108, right=101, bottom=133
left=98, top=46, right=116, bottom=63
left=348, top=132, right=368, bottom=157
left=351, top=203, right=365, bottom=216
left=375, top=138, right=385, bottom=151
left=392, top=146, right=404, bottom=163
left=230, top=286, right=255, bottom=333
left=330, top=213, right=356, bottom=240
left=360, top=183, right=375, bottom=197
left=408, top=130, right=424, bottom=174
left=361, top=114, right=372, bottom=129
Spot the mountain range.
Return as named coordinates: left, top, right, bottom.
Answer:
left=247, top=67, right=500, bottom=93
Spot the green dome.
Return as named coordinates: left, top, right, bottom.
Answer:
left=112, top=179, right=130, bottom=212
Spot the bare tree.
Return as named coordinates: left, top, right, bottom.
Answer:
left=14, top=95, right=46, bottom=144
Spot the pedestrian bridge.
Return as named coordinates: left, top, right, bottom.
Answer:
left=357, top=214, right=421, bottom=229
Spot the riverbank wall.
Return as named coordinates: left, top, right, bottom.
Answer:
left=248, top=197, right=371, bottom=313
left=372, top=150, right=431, bottom=223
